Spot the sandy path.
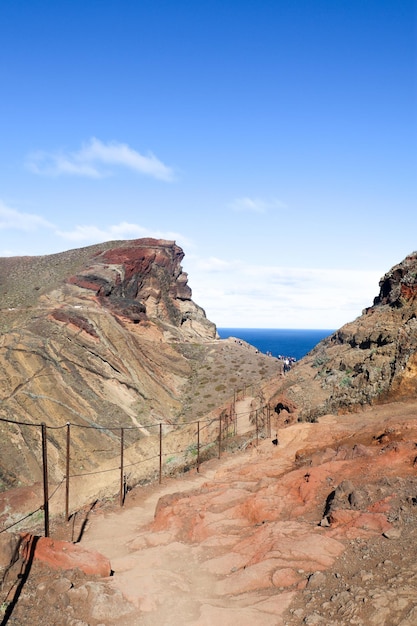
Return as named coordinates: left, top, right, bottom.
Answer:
left=79, top=405, right=325, bottom=625
left=82, top=397, right=258, bottom=558
left=80, top=402, right=417, bottom=625
left=235, top=396, right=253, bottom=434
left=81, top=440, right=271, bottom=625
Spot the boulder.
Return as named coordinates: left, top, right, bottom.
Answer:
left=20, top=533, right=112, bottom=577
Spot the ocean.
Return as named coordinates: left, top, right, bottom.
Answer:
left=217, top=328, right=335, bottom=362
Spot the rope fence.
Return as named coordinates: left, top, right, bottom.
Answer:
left=0, top=387, right=273, bottom=538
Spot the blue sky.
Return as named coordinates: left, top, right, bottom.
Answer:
left=1, top=0, right=416, bottom=328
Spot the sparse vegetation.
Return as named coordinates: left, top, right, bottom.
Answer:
left=312, top=354, right=330, bottom=368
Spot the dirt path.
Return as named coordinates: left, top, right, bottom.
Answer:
left=5, top=401, right=417, bottom=626
left=79, top=408, right=341, bottom=625
left=235, top=396, right=253, bottom=434
left=81, top=435, right=271, bottom=625
left=82, top=396, right=258, bottom=563
left=79, top=402, right=417, bottom=625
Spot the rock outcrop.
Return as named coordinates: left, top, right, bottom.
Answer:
left=0, top=239, right=281, bottom=501
left=270, top=251, right=417, bottom=422
left=3, top=249, right=417, bottom=625
left=65, top=238, right=216, bottom=340
left=20, top=533, right=112, bottom=577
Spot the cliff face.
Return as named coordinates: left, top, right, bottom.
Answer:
left=64, top=238, right=214, bottom=339
left=0, top=239, right=215, bottom=489
left=271, top=251, right=417, bottom=422
left=0, top=238, right=281, bottom=494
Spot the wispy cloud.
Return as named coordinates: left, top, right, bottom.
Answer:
left=55, top=221, right=192, bottom=248
left=0, top=201, right=191, bottom=252
left=26, top=137, right=175, bottom=181
left=194, top=257, right=238, bottom=272
left=188, top=255, right=382, bottom=329
left=229, top=197, right=287, bottom=213
left=0, top=200, right=55, bottom=231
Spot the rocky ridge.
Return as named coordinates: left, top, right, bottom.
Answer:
left=2, top=400, right=417, bottom=625
left=270, top=251, right=417, bottom=423
left=2, top=248, right=417, bottom=625
left=0, top=238, right=281, bottom=499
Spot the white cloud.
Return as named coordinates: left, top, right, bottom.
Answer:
left=188, top=256, right=383, bottom=329
left=55, top=221, right=191, bottom=248
left=26, top=137, right=175, bottom=181
left=0, top=200, right=55, bottom=231
left=0, top=202, right=191, bottom=254
left=229, top=197, right=287, bottom=213
left=194, top=257, right=238, bottom=272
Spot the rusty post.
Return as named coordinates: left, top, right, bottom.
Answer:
left=265, top=405, right=268, bottom=438
left=218, top=413, right=222, bottom=459
left=197, top=421, right=200, bottom=472
left=234, top=402, right=237, bottom=436
left=267, top=405, right=271, bottom=438
left=159, top=423, right=162, bottom=484
left=65, top=422, right=70, bottom=521
left=41, top=423, right=50, bottom=538
left=120, top=427, right=124, bottom=507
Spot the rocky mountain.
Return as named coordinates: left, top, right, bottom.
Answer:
left=270, top=251, right=417, bottom=424
left=2, top=249, right=417, bottom=625
left=0, top=239, right=281, bottom=494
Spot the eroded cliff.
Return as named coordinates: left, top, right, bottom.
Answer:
left=0, top=238, right=280, bottom=492
left=270, top=251, right=417, bottom=422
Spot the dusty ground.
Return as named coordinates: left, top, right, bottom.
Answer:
left=2, top=399, right=417, bottom=625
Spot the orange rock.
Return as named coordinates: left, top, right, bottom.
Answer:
left=272, top=567, right=302, bottom=588
left=368, top=495, right=394, bottom=513
left=328, top=509, right=392, bottom=538
left=20, top=533, right=111, bottom=577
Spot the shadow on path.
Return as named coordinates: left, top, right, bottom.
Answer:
left=1, top=535, right=38, bottom=625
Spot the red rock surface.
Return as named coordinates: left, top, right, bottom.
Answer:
left=3, top=401, right=417, bottom=625
left=75, top=402, right=417, bottom=625
left=20, top=533, right=111, bottom=577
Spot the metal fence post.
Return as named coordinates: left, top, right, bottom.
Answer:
left=218, top=413, right=222, bottom=459
left=267, top=405, right=271, bottom=438
left=41, top=423, right=50, bottom=538
left=120, top=427, right=124, bottom=507
left=65, top=422, right=70, bottom=521
left=197, top=421, right=200, bottom=472
left=159, top=423, right=162, bottom=484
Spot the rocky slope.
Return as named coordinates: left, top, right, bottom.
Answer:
left=270, top=251, right=417, bottom=424
left=0, top=238, right=281, bottom=495
left=2, top=400, right=417, bottom=626
left=2, top=250, right=417, bottom=625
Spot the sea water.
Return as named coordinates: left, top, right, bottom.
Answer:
left=217, top=328, right=335, bottom=361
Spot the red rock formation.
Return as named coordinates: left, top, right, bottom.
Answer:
left=270, top=250, right=417, bottom=420
left=20, top=533, right=111, bottom=577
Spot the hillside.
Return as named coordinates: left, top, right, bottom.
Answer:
left=2, top=246, right=417, bottom=625
left=269, top=251, right=417, bottom=424
left=2, top=400, right=417, bottom=625
left=0, top=239, right=281, bottom=497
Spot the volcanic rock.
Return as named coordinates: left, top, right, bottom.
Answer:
left=0, top=238, right=282, bottom=509
left=2, top=250, right=417, bottom=625
left=20, top=533, right=111, bottom=577
left=270, top=250, right=417, bottom=421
